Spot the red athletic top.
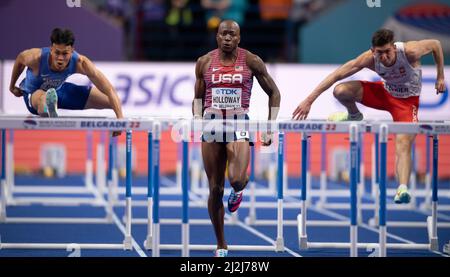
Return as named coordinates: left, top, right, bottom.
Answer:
left=203, top=47, right=253, bottom=115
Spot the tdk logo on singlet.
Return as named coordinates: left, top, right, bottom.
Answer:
left=212, top=73, right=243, bottom=84
left=215, top=88, right=238, bottom=95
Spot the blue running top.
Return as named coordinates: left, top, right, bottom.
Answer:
left=20, top=47, right=79, bottom=94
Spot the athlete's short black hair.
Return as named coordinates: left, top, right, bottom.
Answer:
left=50, top=28, right=75, bottom=46
left=372, top=29, right=394, bottom=47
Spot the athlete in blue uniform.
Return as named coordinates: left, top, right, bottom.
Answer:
left=9, top=28, right=123, bottom=136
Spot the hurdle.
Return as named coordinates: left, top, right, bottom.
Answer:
left=3, top=128, right=109, bottom=209
left=1, top=129, right=116, bottom=224
left=296, top=120, right=450, bottom=257
left=149, top=120, right=287, bottom=256
left=188, top=122, right=362, bottom=229
left=111, top=119, right=195, bottom=213
left=183, top=118, right=450, bottom=236
left=368, top=133, right=450, bottom=228
left=317, top=131, right=450, bottom=213
left=287, top=128, right=450, bottom=229
left=157, top=120, right=368, bottom=255
left=0, top=116, right=153, bottom=250
left=243, top=123, right=355, bottom=228
left=237, top=131, right=366, bottom=227
left=375, top=123, right=445, bottom=256
left=131, top=120, right=246, bottom=227
left=418, top=135, right=450, bottom=212
left=296, top=132, right=412, bottom=212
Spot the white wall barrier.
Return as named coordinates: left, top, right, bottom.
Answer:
left=2, top=61, right=449, bottom=120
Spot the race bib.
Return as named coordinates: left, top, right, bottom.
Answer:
left=212, top=87, right=242, bottom=109
left=235, top=131, right=249, bottom=140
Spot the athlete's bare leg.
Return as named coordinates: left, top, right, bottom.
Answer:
left=226, top=140, right=250, bottom=192
left=332, top=81, right=364, bottom=114
left=202, top=142, right=228, bottom=249
left=84, top=86, right=113, bottom=109
left=395, top=134, right=416, bottom=186
left=30, top=89, right=48, bottom=116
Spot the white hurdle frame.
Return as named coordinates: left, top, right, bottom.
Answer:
left=0, top=116, right=153, bottom=251
left=127, top=121, right=243, bottom=227
left=294, top=120, right=450, bottom=257
left=317, top=131, right=450, bottom=216
left=240, top=129, right=361, bottom=229
left=243, top=131, right=351, bottom=228
left=298, top=123, right=360, bottom=256
left=262, top=130, right=450, bottom=229
left=3, top=129, right=110, bottom=210
left=368, top=133, right=450, bottom=228
left=149, top=121, right=286, bottom=256
left=1, top=130, right=115, bottom=224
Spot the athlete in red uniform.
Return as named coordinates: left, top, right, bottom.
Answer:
left=292, top=29, right=446, bottom=204
left=193, top=20, right=281, bottom=257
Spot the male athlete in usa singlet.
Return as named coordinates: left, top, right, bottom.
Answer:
left=193, top=20, right=281, bottom=257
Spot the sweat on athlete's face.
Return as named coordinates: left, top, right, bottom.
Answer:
left=216, top=21, right=241, bottom=52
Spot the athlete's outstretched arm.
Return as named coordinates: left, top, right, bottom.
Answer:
left=9, top=48, right=40, bottom=97
left=77, top=55, right=123, bottom=119
left=193, top=55, right=208, bottom=119
left=247, top=52, right=281, bottom=146
left=292, top=50, right=373, bottom=120
left=405, top=40, right=446, bottom=93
